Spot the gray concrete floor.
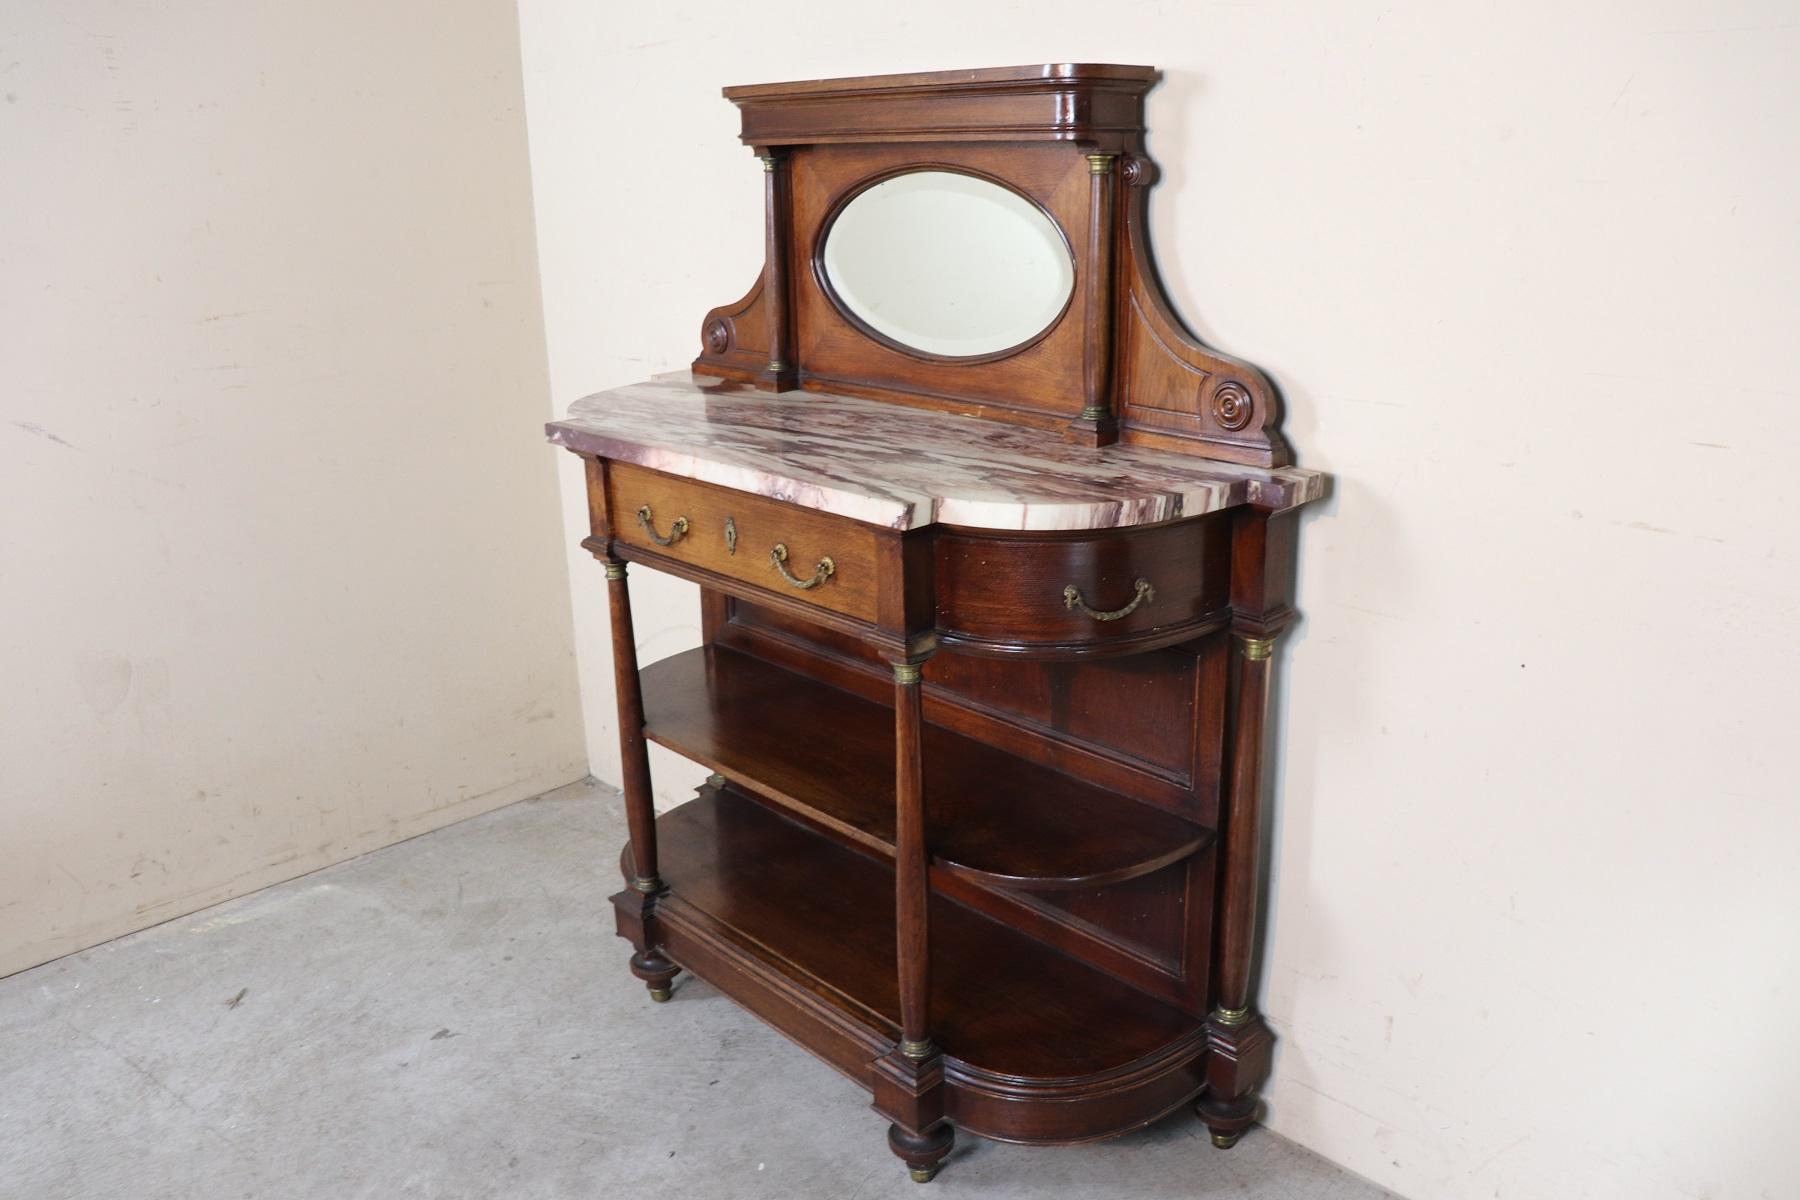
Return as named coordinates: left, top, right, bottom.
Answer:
left=1, top=779, right=1395, bottom=1200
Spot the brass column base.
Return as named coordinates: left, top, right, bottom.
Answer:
left=647, top=986, right=672, bottom=1003
left=1210, top=1129, right=1243, bottom=1150
left=908, top=1166, right=938, bottom=1183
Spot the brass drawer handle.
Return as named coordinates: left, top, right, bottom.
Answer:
left=1063, top=578, right=1154, bottom=621
left=770, top=543, right=835, bottom=590
left=636, top=505, right=689, bottom=547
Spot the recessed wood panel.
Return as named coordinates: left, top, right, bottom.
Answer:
left=719, top=598, right=1219, bottom=817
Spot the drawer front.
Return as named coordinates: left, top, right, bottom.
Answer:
left=606, top=462, right=881, bottom=621
left=935, top=516, right=1230, bottom=655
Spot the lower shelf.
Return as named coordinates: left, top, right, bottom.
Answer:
left=623, top=784, right=1210, bottom=1144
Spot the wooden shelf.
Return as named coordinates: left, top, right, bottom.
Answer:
left=648, top=785, right=1206, bottom=1094
left=641, top=645, right=1209, bottom=891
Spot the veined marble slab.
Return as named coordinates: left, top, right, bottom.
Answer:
left=546, top=373, right=1327, bottom=532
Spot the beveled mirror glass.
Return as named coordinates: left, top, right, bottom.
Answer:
left=820, top=170, right=1075, bottom=358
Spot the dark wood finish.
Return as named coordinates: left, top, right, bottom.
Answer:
left=891, top=663, right=931, bottom=1053
left=757, top=151, right=798, bottom=392
left=622, top=785, right=1209, bottom=1141
left=716, top=599, right=1227, bottom=820
left=603, top=558, right=679, bottom=1003
left=693, top=65, right=1290, bottom=466
left=1113, top=155, right=1289, bottom=466
left=933, top=519, right=1231, bottom=658
left=604, top=562, right=657, bottom=891
left=1193, top=506, right=1297, bottom=1147
left=723, top=64, right=1161, bottom=147
left=557, top=63, right=1319, bottom=1181
left=1215, top=636, right=1272, bottom=1017
left=1067, top=151, right=1119, bottom=445
left=639, top=644, right=1208, bottom=889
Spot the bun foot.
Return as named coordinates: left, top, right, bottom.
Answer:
left=888, top=1122, right=953, bottom=1183
left=1197, top=1090, right=1257, bottom=1150
left=629, top=949, right=679, bottom=1003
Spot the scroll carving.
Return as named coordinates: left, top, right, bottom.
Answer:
left=1113, top=155, right=1290, bottom=467
left=692, top=274, right=771, bottom=383
left=689, top=74, right=1293, bottom=468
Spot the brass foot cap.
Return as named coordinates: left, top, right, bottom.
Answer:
left=1210, top=1130, right=1243, bottom=1150
left=908, top=1167, right=939, bottom=1183
left=648, top=986, right=672, bottom=1003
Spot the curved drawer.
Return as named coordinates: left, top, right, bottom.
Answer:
left=607, top=462, right=880, bottom=622
left=934, top=517, right=1230, bottom=656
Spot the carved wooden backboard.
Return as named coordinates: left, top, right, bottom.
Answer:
left=689, top=64, right=1290, bottom=467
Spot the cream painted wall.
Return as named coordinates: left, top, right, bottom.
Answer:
left=0, top=0, right=586, bottom=978
left=519, top=3, right=1799, bottom=1198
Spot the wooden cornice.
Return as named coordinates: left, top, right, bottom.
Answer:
left=724, top=63, right=1161, bottom=148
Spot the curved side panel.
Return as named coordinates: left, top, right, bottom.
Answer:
left=1114, top=155, right=1291, bottom=467
left=692, top=273, right=771, bottom=383
left=944, top=1031, right=1209, bottom=1144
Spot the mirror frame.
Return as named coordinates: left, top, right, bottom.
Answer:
left=688, top=64, right=1293, bottom=467
left=812, top=165, right=1078, bottom=365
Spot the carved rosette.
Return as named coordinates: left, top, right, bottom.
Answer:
left=1120, top=155, right=1160, bottom=188
left=704, top=318, right=731, bottom=356
left=1212, top=381, right=1253, bottom=431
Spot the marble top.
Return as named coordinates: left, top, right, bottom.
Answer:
left=546, top=374, right=1327, bottom=532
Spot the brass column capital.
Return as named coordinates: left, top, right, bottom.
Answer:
left=1235, top=634, right=1277, bottom=661
left=604, top=561, right=628, bottom=581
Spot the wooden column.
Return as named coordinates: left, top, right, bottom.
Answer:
left=1066, top=151, right=1119, bottom=446
left=1194, top=628, right=1280, bottom=1144
left=606, top=559, right=660, bottom=894
left=758, top=150, right=798, bottom=392
left=876, top=657, right=953, bottom=1182
left=892, top=660, right=933, bottom=1059
left=606, top=557, right=679, bottom=1002
left=1215, top=632, right=1275, bottom=1017
left=1197, top=507, right=1296, bottom=1147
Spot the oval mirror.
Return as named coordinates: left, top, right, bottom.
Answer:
left=821, top=171, right=1075, bottom=358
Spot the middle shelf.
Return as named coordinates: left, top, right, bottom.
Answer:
left=640, top=644, right=1211, bottom=891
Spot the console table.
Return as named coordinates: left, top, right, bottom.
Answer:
left=546, top=64, right=1325, bottom=1182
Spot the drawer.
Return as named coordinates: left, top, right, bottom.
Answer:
left=606, top=462, right=882, bottom=622
left=934, top=516, right=1231, bottom=656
